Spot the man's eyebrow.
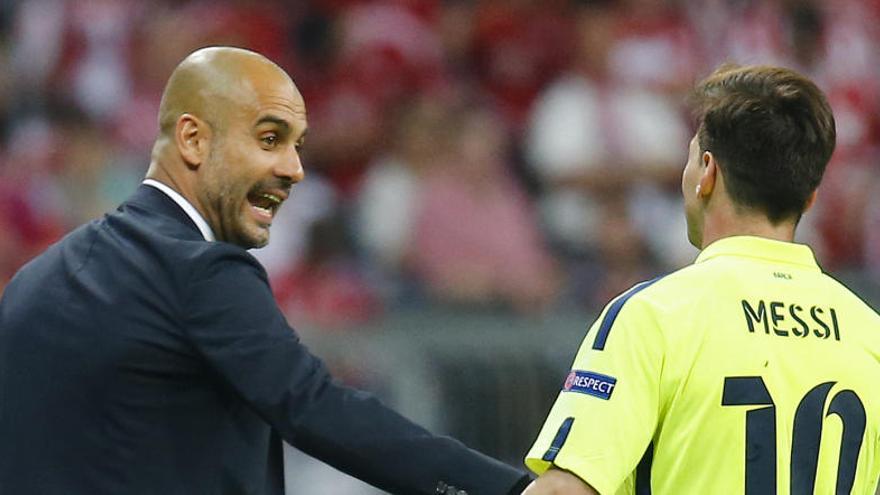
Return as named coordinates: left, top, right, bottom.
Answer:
left=254, top=115, right=291, bottom=130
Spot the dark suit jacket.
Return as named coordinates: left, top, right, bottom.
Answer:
left=0, top=185, right=528, bottom=495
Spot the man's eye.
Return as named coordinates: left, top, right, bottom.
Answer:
left=261, top=135, right=278, bottom=148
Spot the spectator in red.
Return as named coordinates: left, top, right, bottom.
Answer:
left=272, top=213, right=382, bottom=330
left=469, top=0, right=574, bottom=129
left=297, top=0, right=447, bottom=196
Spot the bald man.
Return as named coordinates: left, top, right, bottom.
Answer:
left=0, top=47, right=530, bottom=495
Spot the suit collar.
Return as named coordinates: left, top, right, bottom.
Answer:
left=141, top=180, right=215, bottom=241
left=125, top=184, right=211, bottom=242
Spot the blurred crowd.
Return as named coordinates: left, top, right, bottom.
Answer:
left=1, top=0, right=879, bottom=327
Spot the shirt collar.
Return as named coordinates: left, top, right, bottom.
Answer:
left=695, top=235, right=819, bottom=271
left=142, top=179, right=215, bottom=241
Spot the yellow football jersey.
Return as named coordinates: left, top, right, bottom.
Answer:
left=526, top=236, right=880, bottom=494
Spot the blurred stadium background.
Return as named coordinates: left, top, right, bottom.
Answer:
left=1, top=0, right=879, bottom=492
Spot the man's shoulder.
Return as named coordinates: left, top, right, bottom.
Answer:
left=114, top=186, right=263, bottom=269
left=183, top=241, right=265, bottom=277
left=98, top=200, right=264, bottom=286
left=135, top=229, right=266, bottom=286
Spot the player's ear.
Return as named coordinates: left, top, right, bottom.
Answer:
left=697, top=150, right=718, bottom=199
left=175, top=113, right=211, bottom=169
left=803, top=189, right=818, bottom=213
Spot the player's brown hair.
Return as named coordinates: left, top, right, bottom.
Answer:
left=690, top=64, right=836, bottom=223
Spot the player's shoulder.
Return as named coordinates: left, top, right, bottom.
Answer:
left=591, top=263, right=717, bottom=338
left=818, top=272, right=880, bottom=324
left=613, top=262, right=708, bottom=308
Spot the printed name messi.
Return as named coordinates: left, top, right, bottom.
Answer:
left=741, top=299, right=840, bottom=341
left=563, top=370, right=617, bottom=400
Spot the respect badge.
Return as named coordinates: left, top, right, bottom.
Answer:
left=563, top=370, right=617, bottom=400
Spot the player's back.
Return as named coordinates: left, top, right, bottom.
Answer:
left=648, top=236, right=880, bottom=493
left=526, top=236, right=880, bottom=494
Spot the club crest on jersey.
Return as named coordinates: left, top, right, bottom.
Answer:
left=563, top=370, right=617, bottom=400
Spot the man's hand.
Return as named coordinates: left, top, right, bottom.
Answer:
left=520, top=468, right=599, bottom=495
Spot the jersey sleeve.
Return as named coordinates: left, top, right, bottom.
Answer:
left=525, top=285, right=666, bottom=494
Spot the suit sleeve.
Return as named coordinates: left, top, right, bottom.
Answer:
left=183, top=246, right=528, bottom=495
left=524, top=290, right=664, bottom=495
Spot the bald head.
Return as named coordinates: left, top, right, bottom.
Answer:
left=147, top=46, right=308, bottom=249
left=157, top=47, right=296, bottom=136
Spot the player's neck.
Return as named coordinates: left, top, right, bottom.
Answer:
left=700, top=209, right=797, bottom=249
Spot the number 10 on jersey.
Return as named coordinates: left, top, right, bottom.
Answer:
left=722, top=376, right=866, bottom=494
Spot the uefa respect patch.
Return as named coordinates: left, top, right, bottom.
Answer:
left=563, top=370, right=617, bottom=400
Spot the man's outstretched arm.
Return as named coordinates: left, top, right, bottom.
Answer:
left=185, top=248, right=529, bottom=494
left=521, top=468, right=599, bottom=495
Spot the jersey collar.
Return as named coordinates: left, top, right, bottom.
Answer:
left=695, top=235, right=820, bottom=271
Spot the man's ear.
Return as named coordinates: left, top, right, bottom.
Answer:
left=175, top=113, right=211, bottom=168
left=697, top=151, right=718, bottom=199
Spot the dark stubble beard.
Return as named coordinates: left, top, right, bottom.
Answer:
left=202, top=147, right=262, bottom=249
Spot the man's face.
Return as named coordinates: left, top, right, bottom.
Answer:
left=681, top=134, right=704, bottom=248
left=199, top=71, right=307, bottom=249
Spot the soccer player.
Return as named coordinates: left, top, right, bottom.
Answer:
left=522, top=64, right=880, bottom=494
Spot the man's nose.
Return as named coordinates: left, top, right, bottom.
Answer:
left=277, top=150, right=305, bottom=183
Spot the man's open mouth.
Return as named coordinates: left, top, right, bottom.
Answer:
left=247, top=191, right=283, bottom=218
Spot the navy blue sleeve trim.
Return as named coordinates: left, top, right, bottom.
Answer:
left=635, top=442, right=654, bottom=495
left=592, top=276, right=664, bottom=351
left=541, top=417, right=575, bottom=462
